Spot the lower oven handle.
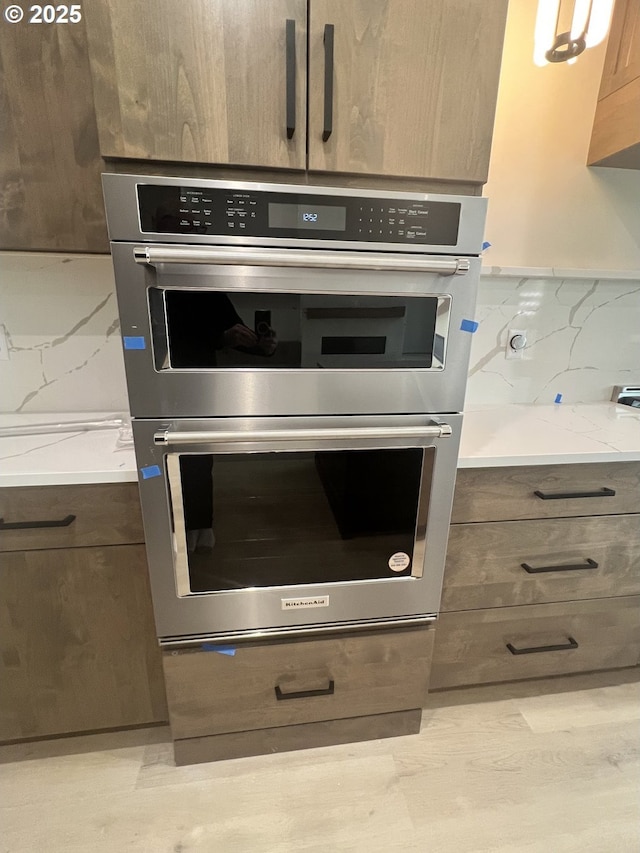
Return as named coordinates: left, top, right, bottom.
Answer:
left=153, top=423, right=452, bottom=446
left=134, top=245, right=471, bottom=276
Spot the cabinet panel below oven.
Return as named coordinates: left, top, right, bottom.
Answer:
left=163, top=627, right=433, bottom=739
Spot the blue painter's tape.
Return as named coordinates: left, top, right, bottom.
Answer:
left=202, top=644, right=236, bottom=656
left=482, top=241, right=492, bottom=251
left=554, top=393, right=563, bottom=404
left=140, top=465, right=162, bottom=480
left=123, top=336, right=146, bottom=350
left=460, top=319, right=479, bottom=334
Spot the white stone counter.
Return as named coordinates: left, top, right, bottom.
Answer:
left=1, top=403, right=638, bottom=487
left=0, top=413, right=137, bottom=487
left=459, top=402, right=640, bottom=468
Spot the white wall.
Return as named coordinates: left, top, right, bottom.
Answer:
left=483, top=0, right=640, bottom=272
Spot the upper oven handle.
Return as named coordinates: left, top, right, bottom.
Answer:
left=134, top=246, right=470, bottom=276
left=154, top=424, right=453, bottom=446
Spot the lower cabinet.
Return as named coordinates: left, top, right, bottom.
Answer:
left=442, top=514, right=640, bottom=611
left=431, top=596, right=640, bottom=690
left=162, top=627, right=433, bottom=764
left=433, top=461, right=640, bottom=691
left=0, top=544, right=168, bottom=742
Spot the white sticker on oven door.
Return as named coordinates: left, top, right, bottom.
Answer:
left=388, top=552, right=411, bottom=572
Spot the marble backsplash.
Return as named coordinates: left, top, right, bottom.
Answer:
left=0, top=253, right=128, bottom=414
left=467, top=275, right=640, bottom=405
left=1, top=252, right=638, bottom=413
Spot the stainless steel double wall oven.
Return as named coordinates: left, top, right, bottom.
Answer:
left=103, top=174, right=486, bottom=644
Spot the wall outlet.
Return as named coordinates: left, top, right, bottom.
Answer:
left=0, top=325, right=9, bottom=361
left=505, top=328, right=527, bottom=360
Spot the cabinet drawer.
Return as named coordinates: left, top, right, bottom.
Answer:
left=0, top=483, right=144, bottom=551
left=442, top=514, right=640, bottom=611
left=431, top=596, right=640, bottom=690
left=163, top=627, right=434, bottom=740
left=451, top=462, right=640, bottom=523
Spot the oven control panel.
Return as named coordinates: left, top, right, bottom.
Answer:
left=137, top=185, right=461, bottom=246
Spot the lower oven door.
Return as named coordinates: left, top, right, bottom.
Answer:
left=133, top=414, right=461, bottom=641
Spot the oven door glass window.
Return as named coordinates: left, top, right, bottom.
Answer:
left=168, top=447, right=434, bottom=595
left=152, top=289, right=448, bottom=370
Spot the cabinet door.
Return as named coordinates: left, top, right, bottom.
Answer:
left=163, top=628, right=433, bottom=740
left=308, top=0, right=507, bottom=182
left=0, top=18, right=108, bottom=252
left=0, top=545, right=167, bottom=741
left=598, top=0, right=640, bottom=99
left=442, top=514, right=640, bottom=612
left=0, top=483, right=144, bottom=553
left=451, top=462, right=640, bottom=523
left=587, top=0, right=640, bottom=168
left=431, top=596, right=640, bottom=690
left=84, top=0, right=307, bottom=169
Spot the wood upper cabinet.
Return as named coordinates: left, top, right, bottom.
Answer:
left=84, top=0, right=307, bottom=170
left=84, top=0, right=507, bottom=184
left=598, top=0, right=640, bottom=99
left=307, top=0, right=508, bottom=182
left=588, top=0, right=640, bottom=169
left=0, top=17, right=108, bottom=252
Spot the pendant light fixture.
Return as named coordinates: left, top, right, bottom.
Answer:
left=533, top=0, right=614, bottom=66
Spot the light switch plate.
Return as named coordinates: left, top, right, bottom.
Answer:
left=505, top=328, right=526, bottom=360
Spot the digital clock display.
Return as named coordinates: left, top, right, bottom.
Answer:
left=268, top=203, right=346, bottom=231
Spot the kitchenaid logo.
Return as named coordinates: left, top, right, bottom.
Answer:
left=281, top=596, right=330, bottom=610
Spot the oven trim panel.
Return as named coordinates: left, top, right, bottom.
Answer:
left=133, top=414, right=462, bottom=640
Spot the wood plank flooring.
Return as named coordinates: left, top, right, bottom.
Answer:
left=0, top=668, right=638, bottom=852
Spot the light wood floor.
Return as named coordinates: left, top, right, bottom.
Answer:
left=1, top=669, right=639, bottom=853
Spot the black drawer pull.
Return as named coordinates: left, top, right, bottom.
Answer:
left=275, top=680, right=335, bottom=701
left=285, top=19, right=296, bottom=139
left=322, top=23, right=334, bottom=141
left=507, top=637, right=579, bottom=655
left=0, top=514, right=76, bottom=531
left=534, top=487, right=616, bottom=500
left=521, top=558, right=599, bottom=574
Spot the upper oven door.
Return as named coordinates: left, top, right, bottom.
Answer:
left=133, top=413, right=461, bottom=640
left=112, top=243, right=480, bottom=417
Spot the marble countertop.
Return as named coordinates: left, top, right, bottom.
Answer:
left=0, top=413, right=137, bottom=487
left=0, top=403, right=638, bottom=487
left=459, top=402, right=640, bottom=468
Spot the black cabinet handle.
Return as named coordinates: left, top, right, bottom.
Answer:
left=0, top=514, right=76, bottom=530
left=507, top=637, right=579, bottom=655
left=285, top=19, right=296, bottom=139
left=521, top=558, right=599, bottom=574
left=275, top=680, right=335, bottom=701
left=322, top=24, right=335, bottom=142
left=534, top=487, right=616, bottom=500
